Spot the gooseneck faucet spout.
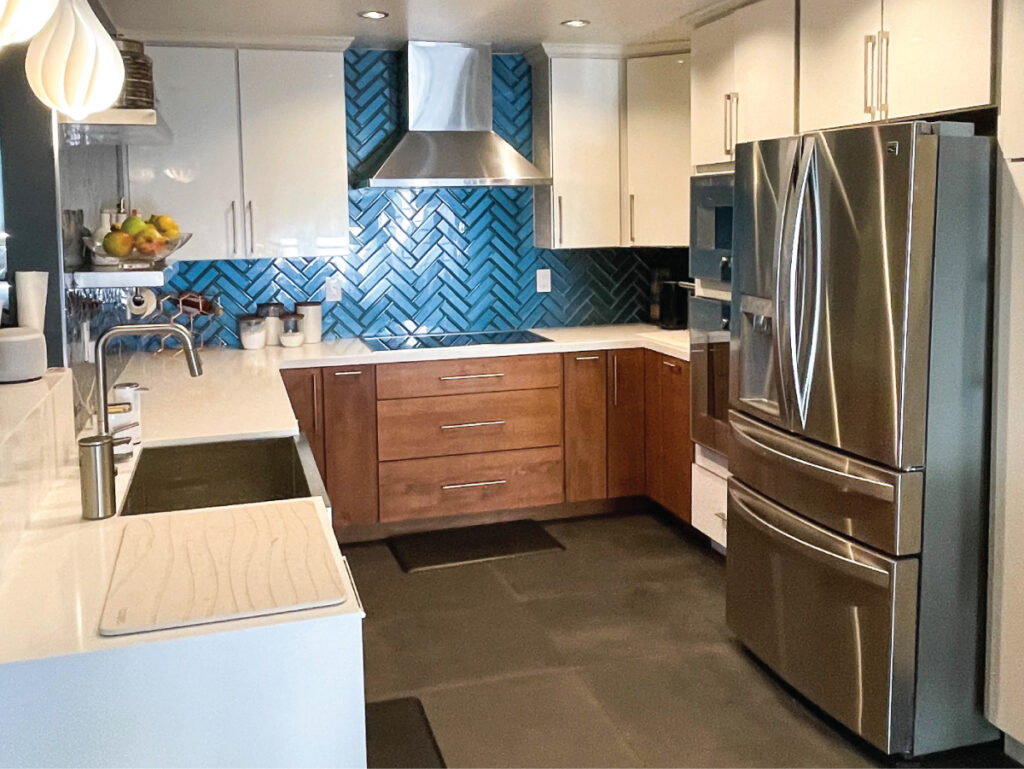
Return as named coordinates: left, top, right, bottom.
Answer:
left=95, top=323, right=203, bottom=435
left=80, top=323, right=203, bottom=521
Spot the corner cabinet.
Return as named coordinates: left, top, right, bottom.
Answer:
left=625, top=55, right=691, bottom=246
left=691, top=0, right=796, bottom=169
left=530, top=51, right=622, bottom=249
left=129, top=45, right=349, bottom=261
left=280, top=367, right=326, bottom=478
left=800, top=0, right=993, bottom=131
left=645, top=351, right=692, bottom=521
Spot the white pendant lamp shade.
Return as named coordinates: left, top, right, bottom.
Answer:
left=24, top=0, right=124, bottom=121
left=0, top=0, right=58, bottom=48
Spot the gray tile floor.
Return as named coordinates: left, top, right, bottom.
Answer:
left=345, top=512, right=881, bottom=768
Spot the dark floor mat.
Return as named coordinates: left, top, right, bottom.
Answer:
left=366, top=697, right=445, bottom=769
left=387, top=520, right=565, bottom=572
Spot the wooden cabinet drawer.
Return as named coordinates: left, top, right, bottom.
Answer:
left=378, top=388, right=562, bottom=461
left=376, top=354, right=561, bottom=399
left=379, top=447, right=564, bottom=522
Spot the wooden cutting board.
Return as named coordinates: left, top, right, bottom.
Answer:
left=100, top=498, right=347, bottom=636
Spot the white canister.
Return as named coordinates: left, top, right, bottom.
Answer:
left=238, top=314, right=267, bottom=350
left=16, top=271, right=48, bottom=331
left=296, top=301, right=323, bottom=344
left=257, top=302, right=285, bottom=346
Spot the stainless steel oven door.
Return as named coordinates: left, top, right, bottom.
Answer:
left=690, top=296, right=731, bottom=455
left=726, top=479, right=918, bottom=755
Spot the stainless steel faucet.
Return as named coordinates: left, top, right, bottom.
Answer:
left=79, top=323, right=203, bottom=520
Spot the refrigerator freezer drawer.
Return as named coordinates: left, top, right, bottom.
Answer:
left=729, top=411, right=923, bottom=555
left=726, top=480, right=919, bottom=755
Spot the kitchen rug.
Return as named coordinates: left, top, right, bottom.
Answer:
left=366, top=698, right=446, bottom=769
left=386, top=520, right=565, bottom=572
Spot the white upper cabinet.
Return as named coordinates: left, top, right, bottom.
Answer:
left=691, top=13, right=736, bottom=167
left=801, top=0, right=993, bottom=131
left=883, top=0, right=993, bottom=121
left=129, top=47, right=244, bottom=261
left=691, top=0, right=796, bottom=168
left=625, top=54, right=691, bottom=247
left=733, top=0, right=796, bottom=143
left=1000, top=0, right=1024, bottom=160
left=800, top=0, right=882, bottom=131
left=238, top=49, right=349, bottom=259
left=533, top=54, right=622, bottom=249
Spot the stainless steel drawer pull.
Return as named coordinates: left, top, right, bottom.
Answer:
left=439, top=373, right=505, bottom=381
left=440, top=420, right=506, bottom=430
left=442, top=479, right=507, bottom=490
left=663, top=360, right=677, bottom=368
left=575, top=355, right=600, bottom=361
left=333, top=371, right=362, bottom=376
left=715, top=512, right=727, bottom=522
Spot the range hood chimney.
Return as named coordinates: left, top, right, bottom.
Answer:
left=357, top=42, right=551, bottom=188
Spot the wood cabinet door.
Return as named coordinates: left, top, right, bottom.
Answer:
left=645, top=350, right=665, bottom=504
left=607, top=349, right=646, bottom=497
left=238, top=49, right=349, bottom=258
left=882, top=0, right=993, bottom=121
left=660, top=357, right=693, bottom=521
left=129, top=47, right=244, bottom=260
left=323, top=366, right=378, bottom=528
left=280, top=368, right=325, bottom=478
left=563, top=351, right=607, bottom=501
left=733, top=0, right=796, bottom=144
left=691, top=12, right=736, bottom=166
left=626, top=55, right=691, bottom=246
left=800, top=0, right=883, bottom=131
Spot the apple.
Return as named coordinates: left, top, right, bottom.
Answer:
left=102, top=227, right=134, bottom=258
left=134, top=226, right=167, bottom=257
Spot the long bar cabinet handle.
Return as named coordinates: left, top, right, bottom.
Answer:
left=440, top=420, right=506, bottom=430
left=439, top=373, right=505, bottom=381
left=442, top=479, right=508, bottom=491
left=334, top=370, right=362, bottom=376
left=864, top=34, right=877, bottom=116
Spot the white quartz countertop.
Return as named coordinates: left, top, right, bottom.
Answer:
left=123, top=324, right=689, bottom=447
left=0, top=324, right=686, bottom=667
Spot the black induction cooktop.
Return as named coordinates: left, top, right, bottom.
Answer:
left=363, top=330, right=550, bottom=352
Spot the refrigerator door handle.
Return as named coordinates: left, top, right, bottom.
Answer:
left=788, top=138, right=820, bottom=427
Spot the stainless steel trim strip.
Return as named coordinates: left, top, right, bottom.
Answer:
left=442, top=479, right=507, bottom=490
left=439, top=373, right=504, bottom=381
left=440, top=420, right=506, bottom=430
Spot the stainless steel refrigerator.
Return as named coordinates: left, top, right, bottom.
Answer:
left=726, top=121, right=998, bottom=757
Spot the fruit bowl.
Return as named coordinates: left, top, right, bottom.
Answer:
left=85, top=232, right=193, bottom=269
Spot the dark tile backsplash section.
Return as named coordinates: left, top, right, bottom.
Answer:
left=151, top=50, right=680, bottom=347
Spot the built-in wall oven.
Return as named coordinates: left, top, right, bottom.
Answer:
left=689, top=296, right=730, bottom=455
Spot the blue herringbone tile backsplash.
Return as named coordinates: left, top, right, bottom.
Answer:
left=164, top=50, right=679, bottom=346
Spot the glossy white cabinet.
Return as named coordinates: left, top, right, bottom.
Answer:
left=691, top=13, right=735, bottom=167
left=1001, top=0, right=1024, bottom=161
left=884, top=0, right=992, bottom=120
left=625, top=55, right=690, bottom=247
left=532, top=55, right=621, bottom=249
left=128, top=47, right=244, bottom=261
left=691, top=0, right=795, bottom=168
left=691, top=462, right=728, bottom=548
left=733, top=0, right=796, bottom=143
left=238, top=49, right=349, bottom=258
left=801, top=0, right=993, bottom=131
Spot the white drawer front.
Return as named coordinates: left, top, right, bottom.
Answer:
left=691, top=462, right=728, bottom=547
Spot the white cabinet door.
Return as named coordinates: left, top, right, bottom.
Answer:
left=128, top=47, right=243, bottom=261
left=883, top=0, right=992, bottom=121
left=548, top=57, right=621, bottom=249
left=1001, top=0, right=1024, bottom=160
left=691, top=462, right=728, bottom=548
left=800, top=0, right=884, bottom=131
left=238, top=49, right=349, bottom=259
left=626, top=54, right=690, bottom=247
left=691, top=13, right=735, bottom=166
left=733, top=0, right=796, bottom=143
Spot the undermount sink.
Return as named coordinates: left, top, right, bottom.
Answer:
left=120, top=436, right=330, bottom=516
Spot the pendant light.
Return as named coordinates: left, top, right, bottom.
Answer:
left=0, top=0, right=59, bottom=48
left=24, top=0, right=124, bottom=120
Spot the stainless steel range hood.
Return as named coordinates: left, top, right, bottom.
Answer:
left=356, top=42, right=550, bottom=188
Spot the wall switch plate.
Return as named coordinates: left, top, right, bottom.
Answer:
left=325, top=276, right=343, bottom=302
left=536, top=269, right=552, bottom=293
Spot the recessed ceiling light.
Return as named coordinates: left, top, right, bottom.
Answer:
left=357, top=10, right=389, bottom=20
left=560, top=19, right=590, bottom=28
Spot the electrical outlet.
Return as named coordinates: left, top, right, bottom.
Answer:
left=325, top=276, right=343, bottom=302
left=536, top=269, right=552, bottom=293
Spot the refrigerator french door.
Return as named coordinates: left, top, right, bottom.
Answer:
left=727, top=122, right=996, bottom=756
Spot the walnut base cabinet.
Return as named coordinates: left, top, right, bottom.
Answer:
left=280, top=368, right=326, bottom=478
left=607, top=349, right=646, bottom=497
left=563, top=352, right=608, bottom=501
left=645, top=351, right=693, bottom=521
left=323, top=365, right=379, bottom=528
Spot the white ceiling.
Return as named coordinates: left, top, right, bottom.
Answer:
left=97, top=0, right=736, bottom=51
